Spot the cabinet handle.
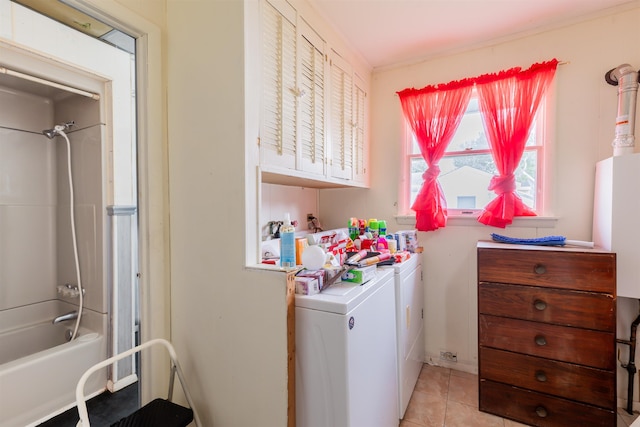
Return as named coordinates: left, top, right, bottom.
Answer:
left=534, top=335, right=547, bottom=346
left=534, top=299, right=547, bottom=311
left=535, top=370, right=547, bottom=382
left=535, top=406, right=548, bottom=418
left=533, top=264, right=547, bottom=275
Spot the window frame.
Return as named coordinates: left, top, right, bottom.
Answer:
left=401, top=93, right=549, bottom=218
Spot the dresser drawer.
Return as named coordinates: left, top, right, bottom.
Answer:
left=479, top=315, right=615, bottom=370
left=479, top=347, right=615, bottom=408
left=479, top=283, right=615, bottom=331
left=480, top=380, right=616, bottom=427
left=478, top=248, right=615, bottom=293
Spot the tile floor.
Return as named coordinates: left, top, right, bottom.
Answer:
left=38, top=364, right=640, bottom=427
left=401, top=364, right=640, bottom=427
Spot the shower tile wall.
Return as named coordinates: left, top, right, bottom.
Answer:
left=0, top=85, right=56, bottom=310
left=55, top=95, right=105, bottom=313
left=0, top=83, right=104, bottom=313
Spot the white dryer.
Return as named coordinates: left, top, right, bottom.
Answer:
left=381, top=254, right=425, bottom=419
left=295, top=269, right=398, bottom=427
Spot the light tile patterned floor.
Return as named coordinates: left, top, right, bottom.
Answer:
left=400, top=364, right=640, bottom=427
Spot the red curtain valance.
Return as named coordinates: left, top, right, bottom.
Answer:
left=397, top=77, right=476, bottom=97
left=397, top=59, right=559, bottom=231
left=399, top=59, right=559, bottom=95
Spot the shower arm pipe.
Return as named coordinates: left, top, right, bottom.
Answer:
left=0, top=66, right=100, bottom=100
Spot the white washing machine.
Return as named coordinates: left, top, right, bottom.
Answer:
left=295, top=269, right=399, bottom=427
left=381, top=254, right=425, bottom=419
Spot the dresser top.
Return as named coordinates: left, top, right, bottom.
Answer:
left=477, top=240, right=613, bottom=254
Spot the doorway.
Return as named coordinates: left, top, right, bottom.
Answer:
left=1, top=1, right=141, bottom=423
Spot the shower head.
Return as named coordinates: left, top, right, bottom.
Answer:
left=42, top=121, right=75, bottom=139
left=43, top=128, right=57, bottom=139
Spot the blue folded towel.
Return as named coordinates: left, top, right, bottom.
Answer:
left=490, top=233, right=566, bottom=246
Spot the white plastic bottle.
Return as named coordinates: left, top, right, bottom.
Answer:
left=280, top=213, right=296, bottom=267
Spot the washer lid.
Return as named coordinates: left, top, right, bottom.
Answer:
left=379, top=253, right=420, bottom=274
left=295, top=269, right=393, bottom=314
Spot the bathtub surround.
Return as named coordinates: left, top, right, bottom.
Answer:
left=0, top=86, right=107, bottom=425
left=0, top=8, right=137, bottom=423
left=0, top=300, right=107, bottom=427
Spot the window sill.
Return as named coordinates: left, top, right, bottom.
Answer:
left=395, top=214, right=558, bottom=228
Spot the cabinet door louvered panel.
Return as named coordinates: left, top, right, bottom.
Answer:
left=298, top=21, right=326, bottom=175
left=330, top=52, right=353, bottom=180
left=261, top=0, right=297, bottom=169
left=353, top=74, right=367, bottom=183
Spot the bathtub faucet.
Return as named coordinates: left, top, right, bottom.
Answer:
left=52, top=310, right=78, bottom=324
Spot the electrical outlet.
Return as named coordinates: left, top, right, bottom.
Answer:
left=440, top=351, right=457, bottom=362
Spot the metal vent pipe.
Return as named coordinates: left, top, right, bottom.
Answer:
left=605, top=64, right=639, bottom=156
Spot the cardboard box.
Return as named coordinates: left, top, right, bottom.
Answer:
left=341, top=265, right=376, bottom=284
left=295, top=276, right=320, bottom=295
left=396, top=230, right=419, bottom=252
left=296, top=269, right=325, bottom=291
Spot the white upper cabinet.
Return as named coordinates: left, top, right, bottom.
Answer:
left=329, top=51, right=353, bottom=181
left=261, top=0, right=298, bottom=171
left=297, top=20, right=326, bottom=176
left=352, top=73, right=368, bottom=184
left=261, top=0, right=327, bottom=177
left=259, top=0, right=369, bottom=188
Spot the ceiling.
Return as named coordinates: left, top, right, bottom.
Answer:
left=307, top=0, right=639, bottom=69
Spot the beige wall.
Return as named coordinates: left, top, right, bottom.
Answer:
left=167, top=1, right=289, bottom=425
left=320, top=5, right=640, bottom=409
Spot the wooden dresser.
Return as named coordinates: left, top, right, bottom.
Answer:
left=477, top=241, right=616, bottom=426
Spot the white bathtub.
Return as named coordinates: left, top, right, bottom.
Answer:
left=0, top=300, right=108, bottom=427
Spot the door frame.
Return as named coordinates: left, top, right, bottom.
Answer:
left=60, top=0, right=169, bottom=402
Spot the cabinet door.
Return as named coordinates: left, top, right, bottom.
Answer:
left=329, top=52, right=353, bottom=180
left=261, top=0, right=297, bottom=169
left=352, top=73, right=367, bottom=184
left=297, top=20, right=327, bottom=176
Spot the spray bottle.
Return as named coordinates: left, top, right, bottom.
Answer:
left=280, top=213, right=296, bottom=268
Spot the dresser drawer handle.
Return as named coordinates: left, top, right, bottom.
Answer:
left=533, top=264, right=547, bottom=275
left=534, top=335, right=547, bottom=346
left=535, top=406, right=548, bottom=418
left=534, top=299, right=547, bottom=311
left=535, top=370, right=547, bottom=382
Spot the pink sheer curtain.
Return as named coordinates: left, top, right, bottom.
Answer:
left=475, top=59, right=558, bottom=228
left=397, top=80, right=473, bottom=231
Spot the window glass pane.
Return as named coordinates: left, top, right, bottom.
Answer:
left=409, top=157, right=427, bottom=207
left=526, top=118, right=537, bottom=147
left=516, top=150, right=538, bottom=208
left=411, top=137, right=420, bottom=154
left=446, top=98, right=489, bottom=152
left=457, top=196, right=476, bottom=209
left=439, top=153, right=496, bottom=209
left=409, top=150, right=538, bottom=211
left=406, top=95, right=544, bottom=215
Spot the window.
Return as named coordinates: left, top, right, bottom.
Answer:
left=405, top=94, right=544, bottom=216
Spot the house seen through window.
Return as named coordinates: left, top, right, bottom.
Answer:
left=407, top=95, right=543, bottom=215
